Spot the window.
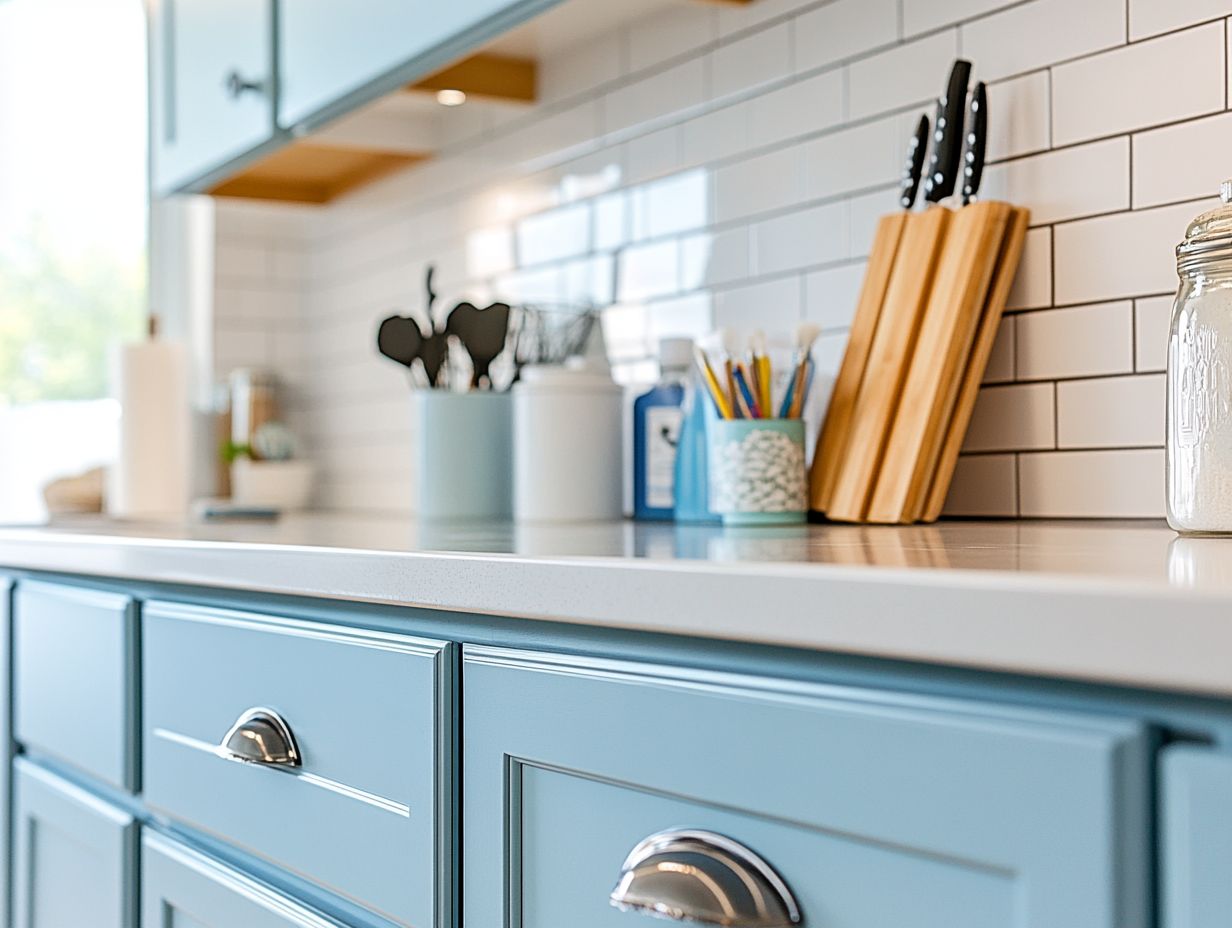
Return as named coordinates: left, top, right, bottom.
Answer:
left=0, top=0, right=148, bottom=520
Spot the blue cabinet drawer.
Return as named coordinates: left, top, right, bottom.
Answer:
left=12, top=759, right=137, bottom=928
left=142, top=601, right=452, bottom=928
left=13, top=581, right=137, bottom=790
left=1160, top=745, right=1232, bottom=927
left=142, top=832, right=351, bottom=928
left=463, top=647, right=1150, bottom=928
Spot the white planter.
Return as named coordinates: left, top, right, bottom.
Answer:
left=231, top=459, right=313, bottom=510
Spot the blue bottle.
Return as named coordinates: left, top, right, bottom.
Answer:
left=633, top=338, right=692, bottom=520
left=673, top=365, right=721, bottom=524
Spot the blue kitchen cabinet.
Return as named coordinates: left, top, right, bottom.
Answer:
left=1161, top=744, right=1232, bottom=927
left=0, top=580, right=10, bottom=928
left=279, top=0, right=560, bottom=128
left=463, top=647, right=1152, bottom=928
left=11, top=759, right=137, bottom=928
left=148, top=0, right=278, bottom=195
left=142, top=832, right=351, bottom=928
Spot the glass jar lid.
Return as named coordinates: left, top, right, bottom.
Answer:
left=1177, top=180, right=1232, bottom=272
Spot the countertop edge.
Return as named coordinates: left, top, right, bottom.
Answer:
left=0, top=530, right=1228, bottom=698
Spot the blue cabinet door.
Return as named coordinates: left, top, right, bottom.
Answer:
left=279, top=0, right=560, bottom=128
left=149, top=0, right=277, bottom=195
left=142, top=832, right=350, bottom=928
left=1161, top=745, right=1232, bottom=927
left=11, top=760, right=137, bottom=928
left=1, top=580, right=10, bottom=928
left=463, top=647, right=1151, bottom=928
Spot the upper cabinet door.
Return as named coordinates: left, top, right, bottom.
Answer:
left=279, top=0, right=555, bottom=129
left=149, top=0, right=277, bottom=195
left=12, top=760, right=137, bottom=928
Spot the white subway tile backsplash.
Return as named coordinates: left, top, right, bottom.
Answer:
left=1135, top=295, right=1173, bottom=372
left=713, top=276, right=801, bottom=331
left=981, top=138, right=1129, bottom=225
left=751, top=201, right=847, bottom=276
left=712, top=22, right=794, bottom=101
left=714, top=144, right=806, bottom=222
left=1054, top=200, right=1206, bottom=304
left=619, top=239, right=681, bottom=302
left=848, top=30, right=959, bottom=120
left=681, top=227, right=752, bottom=289
left=803, top=261, right=865, bottom=330
left=983, top=71, right=1051, bottom=163
left=941, top=454, right=1018, bottom=517
left=793, top=0, right=898, bottom=73
left=804, top=116, right=902, bottom=200
left=1056, top=373, right=1165, bottom=448
left=218, top=0, right=1228, bottom=520
left=1052, top=23, right=1226, bottom=147
left=747, top=70, right=845, bottom=148
left=1019, top=449, right=1165, bottom=517
left=1133, top=112, right=1232, bottom=209
left=961, top=0, right=1125, bottom=82
left=627, top=4, right=718, bottom=74
left=1016, top=302, right=1134, bottom=380
left=604, top=57, right=708, bottom=136
left=962, top=382, right=1056, bottom=452
left=1129, top=0, right=1230, bottom=40
left=1005, top=226, right=1052, bottom=311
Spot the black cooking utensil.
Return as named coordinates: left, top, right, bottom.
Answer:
left=899, top=113, right=931, bottom=209
left=961, top=81, right=987, bottom=205
left=377, top=315, right=425, bottom=369
left=446, top=300, right=512, bottom=389
left=923, top=59, right=972, bottom=203
left=419, top=330, right=449, bottom=387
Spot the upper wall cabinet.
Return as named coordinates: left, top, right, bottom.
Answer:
left=149, top=0, right=278, bottom=196
left=278, top=0, right=557, bottom=129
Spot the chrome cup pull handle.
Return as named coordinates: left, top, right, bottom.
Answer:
left=609, top=829, right=801, bottom=926
left=216, top=707, right=301, bottom=768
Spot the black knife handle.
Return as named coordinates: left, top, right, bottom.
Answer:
left=962, top=81, right=987, bottom=204
left=924, top=59, right=972, bottom=203
left=899, top=114, right=930, bottom=209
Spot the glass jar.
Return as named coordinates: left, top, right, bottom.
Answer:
left=1167, top=181, right=1232, bottom=533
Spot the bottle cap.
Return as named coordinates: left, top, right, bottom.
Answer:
left=659, top=337, right=694, bottom=370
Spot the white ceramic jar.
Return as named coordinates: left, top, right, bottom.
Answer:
left=1167, top=181, right=1232, bottom=533
left=513, top=359, right=623, bottom=522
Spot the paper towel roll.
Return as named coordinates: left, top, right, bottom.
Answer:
left=106, top=339, right=190, bottom=520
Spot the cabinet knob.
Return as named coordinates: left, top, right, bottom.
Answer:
left=609, top=829, right=801, bottom=926
left=224, top=70, right=266, bottom=100
left=216, top=707, right=301, bottom=768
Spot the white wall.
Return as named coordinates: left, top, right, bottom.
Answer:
left=215, top=0, right=1232, bottom=517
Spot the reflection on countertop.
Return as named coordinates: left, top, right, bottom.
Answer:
left=0, top=511, right=1214, bottom=589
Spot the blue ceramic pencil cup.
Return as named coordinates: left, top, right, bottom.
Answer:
left=707, top=419, right=807, bottom=526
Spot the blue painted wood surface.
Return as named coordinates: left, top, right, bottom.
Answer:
left=149, top=0, right=276, bottom=194
left=1, top=580, right=10, bottom=928
left=13, top=581, right=137, bottom=791
left=142, top=831, right=351, bottom=928
left=1161, top=744, right=1232, bottom=928
left=11, top=759, right=137, bottom=928
left=463, top=646, right=1152, bottom=928
left=142, top=600, right=452, bottom=928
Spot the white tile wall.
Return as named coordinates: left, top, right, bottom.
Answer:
left=210, top=0, right=1232, bottom=518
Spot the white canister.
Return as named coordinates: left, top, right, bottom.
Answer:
left=513, top=361, right=623, bottom=522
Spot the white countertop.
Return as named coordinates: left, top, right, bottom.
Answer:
left=0, top=514, right=1229, bottom=696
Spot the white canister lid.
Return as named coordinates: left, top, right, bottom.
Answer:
left=515, top=358, right=621, bottom=395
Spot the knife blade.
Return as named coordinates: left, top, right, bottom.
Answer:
left=923, top=59, right=972, bottom=203
left=961, top=81, right=987, bottom=205
left=899, top=113, right=931, bottom=210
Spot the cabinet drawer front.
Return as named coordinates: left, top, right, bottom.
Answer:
left=143, top=832, right=349, bottom=928
left=1161, top=745, right=1232, bottom=928
left=143, top=601, right=451, bottom=928
left=12, top=759, right=137, bottom=928
left=14, top=581, right=137, bottom=790
left=463, top=648, right=1150, bottom=928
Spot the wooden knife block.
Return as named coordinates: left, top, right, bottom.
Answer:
left=809, top=201, right=1030, bottom=525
